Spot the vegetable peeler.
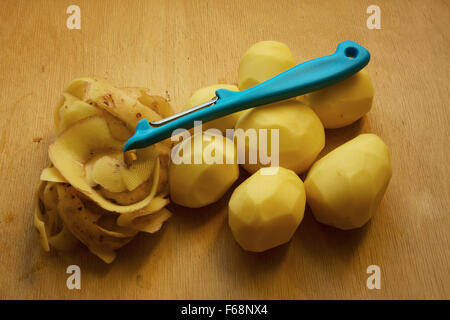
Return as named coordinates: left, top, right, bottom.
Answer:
left=123, top=40, right=370, bottom=151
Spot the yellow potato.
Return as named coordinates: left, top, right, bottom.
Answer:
left=184, top=84, right=244, bottom=133
left=305, top=69, right=374, bottom=128
left=238, top=41, right=296, bottom=90
left=305, top=134, right=392, bottom=230
left=235, top=99, right=325, bottom=174
left=169, top=132, right=239, bottom=208
left=228, top=167, right=306, bottom=252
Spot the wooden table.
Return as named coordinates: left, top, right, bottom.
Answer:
left=0, top=0, right=448, bottom=299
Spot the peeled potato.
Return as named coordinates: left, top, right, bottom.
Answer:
left=235, top=99, right=325, bottom=174
left=305, top=69, right=374, bottom=128
left=169, top=132, right=239, bottom=208
left=228, top=167, right=306, bottom=252
left=305, top=134, right=392, bottom=230
left=184, top=84, right=245, bottom=133
left=238, top=41, right=296, bottom=90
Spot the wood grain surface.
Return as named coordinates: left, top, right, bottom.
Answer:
left=0, top=0, right=449, bottom=299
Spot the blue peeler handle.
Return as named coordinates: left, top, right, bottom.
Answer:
left=124, top=40, right=370, bottom=151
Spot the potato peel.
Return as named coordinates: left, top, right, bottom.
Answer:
left=130, top=208, right=172, bottom=234
left=56, top=184, right=137, bottom=263
left=35, top=77, right=174, bottom=263
left=34, top=181, right=79, bottom=252
left=48, top=116, right=160, bottom=213
left=117, top=194, right=170, bottom=229
left=40, top=167, right=68, bottom=184
left=64, top=77, right=162, bottom=131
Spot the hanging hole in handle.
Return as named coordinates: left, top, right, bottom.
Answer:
left=344, top=46, right=358, bottom=59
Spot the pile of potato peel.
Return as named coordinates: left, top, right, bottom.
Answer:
left=35, top=77, right=174, bottom=263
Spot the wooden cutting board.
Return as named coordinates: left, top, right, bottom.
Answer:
left=0, top=0, right=448, bottom=299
